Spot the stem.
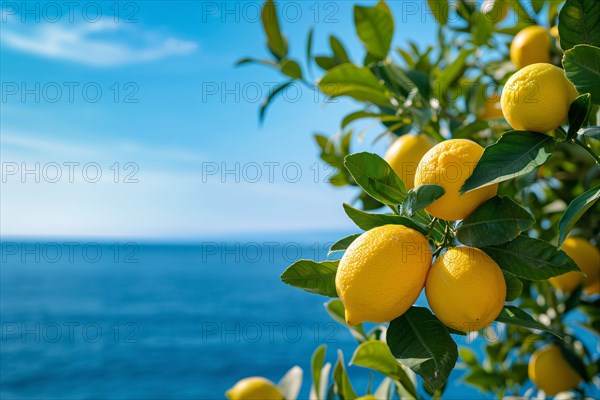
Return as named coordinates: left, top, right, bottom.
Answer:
left=573, top=138, right=600, bottom=165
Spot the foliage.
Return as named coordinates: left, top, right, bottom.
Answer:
left=240, top=0, right=600, bottom=398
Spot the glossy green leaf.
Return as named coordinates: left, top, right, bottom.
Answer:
left=558, top=184, right=600, bottom=246
left=503, top=271, right=523, bottom=302
left=328, top=234, right=361, bottom=255
left=495, top=306, right=562, bottom=338
left=567, top=94, right=592, bottom=140
left=344, top=152, right=407, bottom=205
left=333, top=350, right=356, bottom=400
left=386, top=307, right=458, bottom=391
left=354, top=2, right=394, bottom=58
left=461, top=131, right=556, bottom=193
left=456, top=196, right=535, bottom=247
left=558, top=0, right=600, bottom=50
left=563, top=45, right=600, bottom=105
left=482, top=236, right=580, bottom=280
left=319, top=64, right=391, bottom=105
left=343, top=203, right=427, bottom=234
left=401, top=185, right=445, bottom=216
left=350, top=341, right=418, bottom=398
left=261, top=0, right=288, bottom=59
left=281, top=260, right=338, bottom=297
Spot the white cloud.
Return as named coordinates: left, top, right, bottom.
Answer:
left=1, top=18, right=197, bottom=67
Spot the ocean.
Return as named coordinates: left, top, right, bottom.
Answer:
left=0, top=237, right=580, bottom=399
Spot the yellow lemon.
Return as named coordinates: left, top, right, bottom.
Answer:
left=414, top=139, right=498, bottom=221
left=425, top=247, right=506, bottom=332
left=481, top=0, right=509, bottom=24
left=550, top=237, right=600, bottom=294
left=356, top=396, right=379, bottom=400
left=335, top=224, right=432, bottom=325
left=550, top=25, right=559, bottom=41
left=501, top=63, right=579, bottom=133
left=226, top=377, right=283, bottom=400
left=528, top=345, right=582, bottom=396
left=384, top=134, right=436, bottom=190
left=510, top=26, right=551, bottom=69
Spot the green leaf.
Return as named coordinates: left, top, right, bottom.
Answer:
left=563, top=45, right=600, bottom=105
left=306, top=28, right=314, bottom=71
left=344, top=152, right=408, bottom=205
left=558, top=184, right=600, bottom=246
left=434, top=49, right=476, bottom=99
left=567, top=93, right=592, bottom=140
left=261, top=0, right=288, bottom=59
left=401, top=185, right=445, bottom=216
left=324, top=299, right=367, bottom=342
left=259, top=81, right=294, bottom=123
left=333, top=350, right=357, bottom=400
left=427, top=0, right=449, bottom=25
left=482, top=236, right=580, bottom=280
left=341, top=111, right=388, bottom=130
left=557, top=341, right=591, bottom=382
left=456, top=196, right=535, bottom=247
left=354, top=2, right=394, bottom=59
left=350, top=341, right=418, bottom=399
left=328, top=234, right=361, bottom=255
left=558, top=0, right=600, bottom=50
left=330, top=35, right=351, bottom=64
left=343, top=203, right=426, bottom=234
left=495, top=306, right=562, bottom=338
left=281, top=260, right=338, bottom=297
left=280, top=59, right=303, bottom=80
left=461, top=131, right=556, bottom=193
left=386, top=307, right=458, bottom=391
left=503, top=271, right=523, bottom=302
left=315, top=56, right=339, bottom=71
left=278, top=366, right=303, bottom=400
left=319, top=64, right=391, bottom=105
left=453, top=120, right=491, bottom=139
left=463, top=369, right=505, bottom=392
left=311, top=345, right=326, bottom=400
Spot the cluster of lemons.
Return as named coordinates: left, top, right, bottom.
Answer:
left=335, top=22, right=599, bottom=398
left=225, top=12, right=599, bottom=400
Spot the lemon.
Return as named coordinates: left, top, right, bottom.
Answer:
left=550, top=25, right=559, bottom=41
left=356, top=396, right=378, bottom=400
left=510, top=26, right=551, bottom=69
left=481, top=0, right=508, bottom=24
left=528, top=345, right=582, bottom=396
left=501, top=63, right=579, bottom=133
left=335, top=224, right=432, bottom=325
left=226, top=377, right=283, bottom=400
left=414, top=139, right=498, bottom=221
left=425, top=247, right=506, bottom=332
left=550, top=237, right=600, bottom=294
left=384, top=134, right=435, bottom=190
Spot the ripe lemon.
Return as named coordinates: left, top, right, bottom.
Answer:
left=501, top=63, right=579, bottom=133
left=226, top=377, right=283, bottom=400
left=481, top=0, right=508, bottom=24
left=528, top=345, right=582, bottom=396
left=549, top=237, right=600, bottom=294
left=414, top=139, right=498, bottom=221
left=335, top=224, right=432, bottom=325
left=510, top=26, right=551, bottom=69
left=356, top=396, right=378, bottom=400
left=384, top=134, right=435, bottom=190
left=425, top=247, right=506, bottom=332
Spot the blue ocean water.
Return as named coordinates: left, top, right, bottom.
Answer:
left=0, top=236, right=549, bottom=399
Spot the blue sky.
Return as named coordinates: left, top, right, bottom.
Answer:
left=1, top=1, right=437, bottom=239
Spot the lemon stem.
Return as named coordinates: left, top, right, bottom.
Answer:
left=572, top=138, right=600, bottom=165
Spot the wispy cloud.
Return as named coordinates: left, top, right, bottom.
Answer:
left=1, top=18, right=197, bottom=67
